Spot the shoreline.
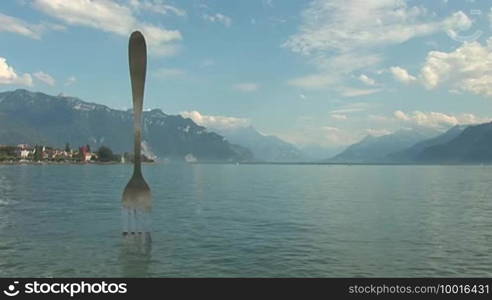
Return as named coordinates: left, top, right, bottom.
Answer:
left=0, top=160, right=156, bottom=166
left=1, top=160, right=491, bottom=166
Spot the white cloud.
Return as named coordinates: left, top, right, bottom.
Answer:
left=33, top=0, right=134, bottom=35
left=33, top=71, right=55, bottom=86
left=0, top=12, right=65, bottom=39
left=203, top=13, right=232, bottom=27
left=128, top=0, right=186, bottom=17
left=290, top=53, right=383, bottom=90
left=287, top=74, right=336, bottom=89
left=65, top=75, right=77, bottom=86
left=233, top=83, right=259, bottom=92
left=0, top=13, right=42, bottom=39
left=284, top=2, right=470, bottom=55
left=181, top=110, right=250, bottom=130
left=0, top=57, right=33, bottom=86
left=153, top=68, right=186, bottom=79
left=320, top=52, right=383, bottom=74
left=292, top=109, right=491, bottom=148
left=330, top=114, right=347, bottom=120
left=390, top=66, right=417, bottom=84
left=368, top=114, right=391, bottom=122
left=359, top=74, right=376, bottom=86
left=32, top=0, right=182, bottom=56
left=365, top=128, right=392, bottom=137
left=339, top=87, right=381, bottom=97
left=329, top=102, right=371, bottom=114
left=394, top=110, right=490, bottom=128
left=139, top=24, right=182, bottom=56
left=419, top=38, right=492, bottom=97
left=394, top=110, right=410, bottom=121
left=283, top=0, right=472, bottom=94
left=319, top=126, right=359, bottom=145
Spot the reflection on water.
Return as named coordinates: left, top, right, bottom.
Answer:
left=119, top=234, right=152, bottom=277
left=0, top=164, right=491, bottom=277
left=121, top=208, right=152, bottom=234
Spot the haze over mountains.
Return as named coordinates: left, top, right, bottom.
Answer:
left=327, top=123, right=492, bottom=164
left=211, top=126, right=305, bottom=162
left=387, top=125, right=467, bottom=163
left=415, top=122, right=492, bottom=163
left=2, top=89, right=492, bottom=164
left=328, top=128, right=441, bottom=163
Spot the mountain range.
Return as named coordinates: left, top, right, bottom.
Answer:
left=415, top=122, right=492, bottom=163
left=3, top=89, right=492, bottom=164
left=387, top=125, right=467, bottom=162
left=0, top=89, right=252, bottom=162
left=328, top=128, right=441, bottom=163
left=327, top=122, right=492, bottom=164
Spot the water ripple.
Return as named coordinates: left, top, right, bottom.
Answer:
left=0, top=164, right=491, bottom=277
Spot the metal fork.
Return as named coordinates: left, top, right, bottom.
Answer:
left=122, top=31, right=152, bottom=239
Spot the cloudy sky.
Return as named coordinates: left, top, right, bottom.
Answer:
left=2, top=0, right=492, bottom=148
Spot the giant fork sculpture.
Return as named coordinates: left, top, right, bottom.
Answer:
left=122, top=31, right=152, bottom=240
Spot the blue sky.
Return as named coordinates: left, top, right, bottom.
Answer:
left=2, top=0, right=492, bottom=148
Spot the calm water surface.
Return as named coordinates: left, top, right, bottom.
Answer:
left=0, top=164, right=491, bottom=277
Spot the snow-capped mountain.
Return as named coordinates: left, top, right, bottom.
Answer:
left=0, top=89, right=252, bottom=162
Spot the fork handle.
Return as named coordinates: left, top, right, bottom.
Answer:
left=129, top=31, right=147, bottom=175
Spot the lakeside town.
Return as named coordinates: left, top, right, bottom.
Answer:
left=0, top=143, right=154, bottom=164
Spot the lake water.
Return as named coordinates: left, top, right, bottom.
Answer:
left=0, top=164, right=491, bottom=277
